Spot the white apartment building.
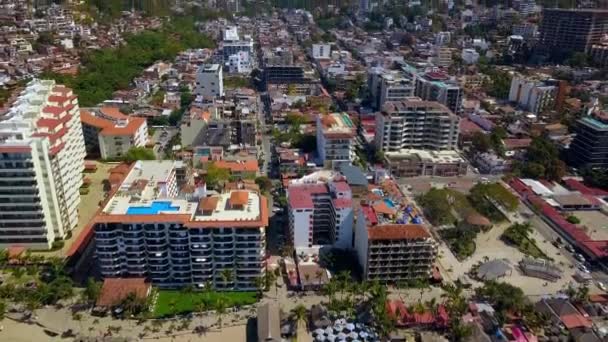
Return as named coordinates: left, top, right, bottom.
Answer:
left=195, top=64, right=224, bottom=99
left=94, top=160, right=268, bottom=290
left=369, top=69, right=415, bottom=110
left=312, top=44, right=331, bottom=60
left=0, top=80, right=86, bottom=249
left=508, top=76, right=557, bottom=115
left=80, top=107, right=148, bottom=159
left=287, top=175, right=354, bottom=251
left=461, top=48, right=480, bottom=64
left=227, top=51, right=253, bottom=74
left=375, top=98, right=460, bottom=152
left=222, top=26, right=254, bottom=72
left=316, top=113, right=356, bottom=169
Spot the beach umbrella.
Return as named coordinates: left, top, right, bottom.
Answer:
left=345, top=323, right=356, bottom=331
left=359, top=331, right=369, bottom=339
left=316, top=335, right=326, bottom=341
left=324, top=327, right=333, bottom=335
left=314, top=328, right=325, bottom=336
left=333, top=324, right=343, bottom=333
left=326, top=334, right=336, bottom=342
left=337, top=332, right=347, bottom=340
left=349, top=331, right=359, bottom=339
left=355, top=323, right=363, bottom=330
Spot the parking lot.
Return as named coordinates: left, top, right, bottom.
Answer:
left=151, top=126, right=179, bottom=158
left=436, top=220, right=578, bottom=296
left=571, top=210, right=608, bottom=240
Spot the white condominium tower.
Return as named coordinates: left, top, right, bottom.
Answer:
left=0, top=80, right=86, bottom=249
left=375, top=98, right=460, bottom=152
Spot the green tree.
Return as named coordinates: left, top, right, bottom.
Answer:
left=566, top=215, right=580, bottom=224
left=417, top=188, right=454, bottom=226
left=121, top=147, right=155, bottom=162
left=82, top=277, right=102, bottom=305
left=220, top=268, right=234, bottom=290
left=205, top=162, right=230, bottom=189
left=471, top=132, right=491, bottom=154
left=567, top=52, right=590, bottom=68
left=516, top=136, right=565, bottom=181
left=581, top=167, right=608, bottom=190
left=0, top=300, right=5, bottom=321
left=215, top=298, right=227, bottom=331
left=475, top=281, right=527, bottom=321
left=293, top=304, right=308, bottom=332
left=255, top=176, right=273, bottom=193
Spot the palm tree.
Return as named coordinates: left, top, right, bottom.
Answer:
left=215, top=298, right=227, bottom=331
left=195, top=300, right=207, bottom=330
left=451, top=321, right=473, bottom=341
left=292, top=304, right=308, bottom=336
left=315, top=269, right=324, bottom=288
left=254, top=276, right=266, bottom=297
left=303, top=273, right=311, bottom=291
left=0, top=300, right=5, bottom=321
left=576, top=285, right=590, bottom=303
left=220, top=269, right=234, bottom=290
left=323, top=279, right=338, bottom=307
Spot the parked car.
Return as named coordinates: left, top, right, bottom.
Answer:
left=598, top=281, right=607, bottom=292
left=578, top=264, right=590, bottom=274
left=565, top=244, right=575, bottom=253
left=575, top=253, right=586, bottom=263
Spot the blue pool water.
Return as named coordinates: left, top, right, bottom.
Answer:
left=126, top=201, right=180, bottom=215
left=383, top=199, right=395, bottom=208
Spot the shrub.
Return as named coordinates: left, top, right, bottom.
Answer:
left=566, top=215, right=581, bottom=224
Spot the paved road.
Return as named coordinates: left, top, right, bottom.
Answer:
left=150, top=126, right=178, bottom=158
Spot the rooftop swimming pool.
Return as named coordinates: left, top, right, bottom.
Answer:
left=383, top=198, right=395, bottom=208
left=126, top=201, right=180, bottom=215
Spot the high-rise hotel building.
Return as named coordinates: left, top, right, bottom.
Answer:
left=0, top=80, right=86, bottom=249
left=93, top=161, right=268, bottom=290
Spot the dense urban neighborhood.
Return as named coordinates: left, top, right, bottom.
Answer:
left=3, top=0, right=608, bottom=342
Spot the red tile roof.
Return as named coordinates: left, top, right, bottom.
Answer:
left=287, top=184, right=328, bottom=210
left=332, top=181, right=351, bottom=193
left=459, top=118, right=483, bottom=136
left=80, top=109, right=146, bottom=136
left=0, top=146, right=31, bottom=153
left=368, top=224, right=431, bottom=241
left=230, top=191, right=249, bottom=206
left=214, top=160, right=258, bottom=173
left=560, top=313, right=592, bottom=329
left=100, top=107, right=128, bottom=120
left=503, top=138, right=532, bottom=150
left=563, top=178, right=608, bottom=196
left=360, top=204, right=378, bottom=226
left=96, top=278, right=151, bottom=307
left=333, top=198, right=352, bottom=209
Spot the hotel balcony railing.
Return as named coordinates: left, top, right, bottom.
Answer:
left=146, top=240, right=169, bottom=247
left=149, top=265, right=171, bottom=272
left=214, top=243, right=235, bottom=250
left=235, top=235, right=262, bottom=242
left=189, top=229, right=212, bottom=236
left=235, top=242, right=262, bottom=249
left=235, top=230, right=260, bottom=236
left=125, top=254, right=146, bottom=261
left=190, top=236, right=212, bottom=243
left=191, top=251, right=213, bottom=259
left=123, top=232, right=145, bottom=239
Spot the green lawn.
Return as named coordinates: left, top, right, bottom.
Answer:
left=153, top=290, right=257, bottom=317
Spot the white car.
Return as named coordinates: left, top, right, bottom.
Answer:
left=575, top=253, right=586, bottom=263
left=598, top=282, right=607, bottom=292
left=579, top=264, right=590, bottom=274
